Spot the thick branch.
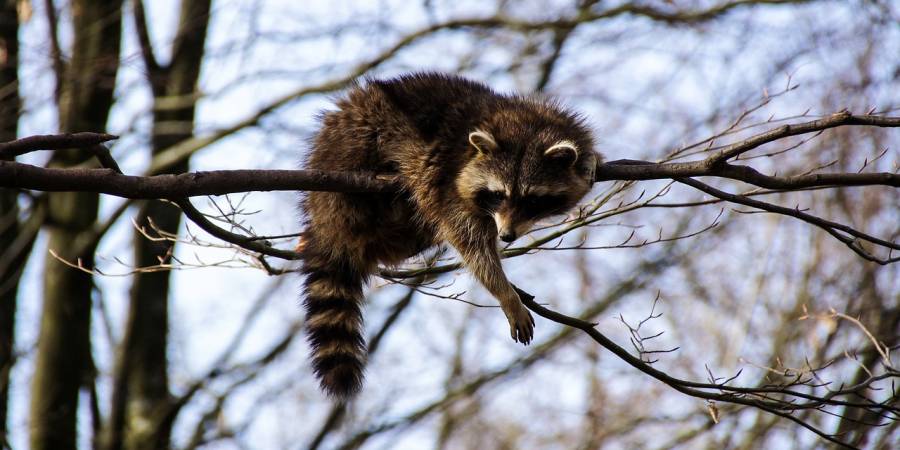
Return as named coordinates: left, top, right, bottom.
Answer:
left=4, top=155, right=897, bottom=195
left=2, top=113, right=897, bottom=268
left=599, top=159, right=900, bottom=188
left=0, top=163, right=397, bottom=198
left=5, top=114, right=896, bottom=196
left=4, top=160, right=895, bottom=197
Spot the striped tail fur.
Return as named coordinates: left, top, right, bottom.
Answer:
left=301, top=249, right=368, bottom=399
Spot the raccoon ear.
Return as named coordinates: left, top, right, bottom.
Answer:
left=469, top=129, right=498, bottom=154
left=544, top=140, right=579, bottom=167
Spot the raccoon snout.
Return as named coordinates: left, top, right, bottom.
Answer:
left=499, top=230, right=517, bottom=243
left=493, top=213, right=518, bottom=243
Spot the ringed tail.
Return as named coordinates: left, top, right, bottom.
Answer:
left=301, top=246, right=368, bottom=399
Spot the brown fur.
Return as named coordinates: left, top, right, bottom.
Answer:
left=300, top=72, right=600, bottom=398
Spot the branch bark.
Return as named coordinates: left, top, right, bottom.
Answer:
left=0, top=163, right=398, bottom=197
left=3, top=113, right=897, bottom=197
left=2, top=158, right=896, bottom=196
left=0, top=132, right=117, bottom=159
left=2, top=112, right=898, bottom=267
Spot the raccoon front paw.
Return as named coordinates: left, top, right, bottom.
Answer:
left=506, top=305, right=535, bottom=345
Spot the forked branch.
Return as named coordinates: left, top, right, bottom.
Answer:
left=3, top=113, right=896, bottom=262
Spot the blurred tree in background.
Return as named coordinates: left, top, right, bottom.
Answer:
left=0, top=0, right=897, bottom=449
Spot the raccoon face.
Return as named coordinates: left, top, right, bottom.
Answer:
left=458, top=123, right=596, bottom=243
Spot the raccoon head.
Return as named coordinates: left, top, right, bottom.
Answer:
left=457, top=105, right=598, bottom=243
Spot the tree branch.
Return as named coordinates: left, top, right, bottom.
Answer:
left=131, top=0, right=161, bottom=78
left=0, top=132, right=118, bottom=159
left=676, top=177, right=900, bottom=264
left=704, top=111, right=900, bottom=165
left=599, top=158, right=899, bottom=188
left=171, top=198, right=300, bottom=260
left=42, top=0, right=65, bottom=104
left=513, top=286, right=896, bottom=450
left=2, top=112, right=897, bottom=265
left=3, top=157, right=895, bottom=197
left=0, top=164, right=397, bottom=198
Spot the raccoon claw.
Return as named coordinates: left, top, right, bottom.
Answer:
left=507, top=306, right=535, bottom=345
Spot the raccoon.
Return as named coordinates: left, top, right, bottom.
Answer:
left=300, top=72, right=599, bottom=398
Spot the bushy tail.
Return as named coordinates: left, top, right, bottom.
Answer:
left=301, top=250, right=368, bottom=399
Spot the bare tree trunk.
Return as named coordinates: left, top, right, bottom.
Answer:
left=105, top=2, right=211, bottom=449
left=0, top=0, right=20, bottom=442
left=29, top=1, right=122, bottom=449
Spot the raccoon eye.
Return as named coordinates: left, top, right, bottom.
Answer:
left=475, top=189, right=505, bottom=210
left=520, top=195, right=566, bottom=218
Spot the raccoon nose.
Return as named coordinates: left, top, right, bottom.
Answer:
left=499, top=231, right=517, bottom=243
